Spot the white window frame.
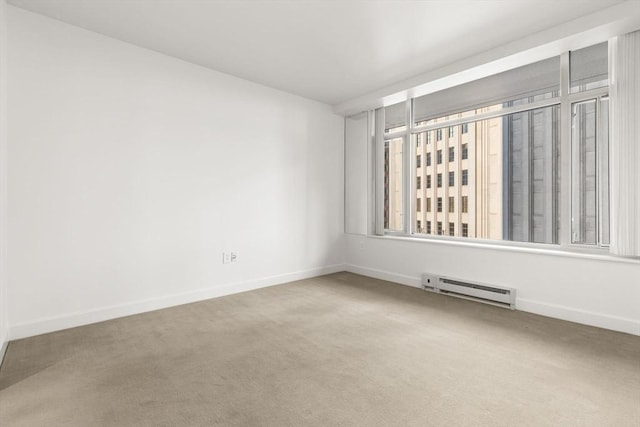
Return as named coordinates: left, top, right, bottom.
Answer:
left=374, top=48, right=611, bottom=253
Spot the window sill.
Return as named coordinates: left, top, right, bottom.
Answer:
left=366, top=234, right=640, bottom=265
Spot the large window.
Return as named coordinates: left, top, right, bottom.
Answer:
left=377, top=42, right=610, bottom=249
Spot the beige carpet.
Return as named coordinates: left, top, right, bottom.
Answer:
left=1, top=272, right=639, bottom=426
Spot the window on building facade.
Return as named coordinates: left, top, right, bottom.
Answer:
left=377, top=41, right=610, bottom=250
left=426, top=220, right=432, bottom=234
left=417, top=198, right=421, bottom=212
left=449, top=222, right=455, bottom=236
left=417, top=176, right=421, bottom=189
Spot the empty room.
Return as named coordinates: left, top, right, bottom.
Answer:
left=0, top=0, right=639, bottom=426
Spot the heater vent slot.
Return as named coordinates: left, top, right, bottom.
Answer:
left=422, top=274, right=516, bottom=309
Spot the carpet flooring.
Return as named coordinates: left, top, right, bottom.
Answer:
left=1, top=272, right=639, bottom=426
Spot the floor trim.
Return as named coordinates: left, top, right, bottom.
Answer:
left=345, top=263, right=640, bottom=336
left=9, top=263, right=347, bottom=340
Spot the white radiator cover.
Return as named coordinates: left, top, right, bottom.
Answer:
left=422, top=274, right=516, bottom=309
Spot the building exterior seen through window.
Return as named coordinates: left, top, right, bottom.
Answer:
left=381, top=41, right=610, bottom=247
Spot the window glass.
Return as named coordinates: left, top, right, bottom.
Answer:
left=382, top=42, right=610, bottom=250
left=384, top=137, right=404, bottom=231
left=571, top=98, right=609, bottom=245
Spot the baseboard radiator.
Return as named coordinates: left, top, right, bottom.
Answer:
left=422, top=274, right=516, bottom=310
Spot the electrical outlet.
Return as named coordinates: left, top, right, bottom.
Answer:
left=421, top=273, right=439, bottom=291
left=222, top=252, right=231, bottom=264
left=230, top=252, right=237, bottom=263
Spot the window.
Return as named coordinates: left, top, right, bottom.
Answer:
left=417, top=198, right=422, bottom=212
left=383, top=137, right=404, bottom=231
left=571, top=97, right=609, bottom=245
left=426, top=221, right=432, bottom=234
left=375, top=41, right=611, bottom=250
left=449, top=222, right=455, bottom=236
left=417, top=220, right=422, bottom=232
left=416, top=176, right=421, bottom=189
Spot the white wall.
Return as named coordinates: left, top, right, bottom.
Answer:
left=0, top=0, right=8, bottom=357
left=346, top=234, right=640, bottom=335
left=6, top=6, right=345, bottom=339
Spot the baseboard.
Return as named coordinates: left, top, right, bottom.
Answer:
left=516, top=298, right=640, bottom=336
left=9, top=263, right=346, bottom=340
left=346, top=264, right=422, bottom=288
left=345, top=263, right=640, bottom=336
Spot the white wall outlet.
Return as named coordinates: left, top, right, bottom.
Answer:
left=230, top=252, right=238, bottom=263
left=421, top=273, right=439, bottom=291
left=222, top=252, right=231, bottom=264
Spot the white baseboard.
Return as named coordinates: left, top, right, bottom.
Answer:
left=9, top=263, right=346, bottom=340
left=345, top=263, right=640, bottom=336
left=516, top=298, right=640, bottom=336
left=346, top=264, right=422, bottom=288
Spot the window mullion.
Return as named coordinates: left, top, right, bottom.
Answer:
left=404, top=99, right=413, bottom=235
left=559, top=51, right=572, bottom=247
left=374, top=108, right=385, bottom=236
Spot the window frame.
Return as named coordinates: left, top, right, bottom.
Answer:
left=374, top=46, right=611, bottom=252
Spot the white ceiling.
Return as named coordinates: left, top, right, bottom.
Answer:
left=7, top=0, right=627, bottom=106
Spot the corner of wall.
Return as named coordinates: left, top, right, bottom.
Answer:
left=0, top=0, right=9, bottom=361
